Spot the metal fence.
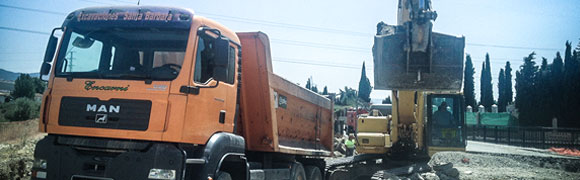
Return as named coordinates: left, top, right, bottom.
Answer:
left=466, top=125, right=580, bottom=149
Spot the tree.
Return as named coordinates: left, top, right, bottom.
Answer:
left=338, top=86, right=358, bottom=106
left=535, top=57, right=552, bottom=125
left=11, top=74, right=36, bottom=99
left=311, top=85, right=319, bottom=94
left=515, top=52, right=538, bottom=126
left=32, top=77, right=46, bottom=94
left=504, top=61, right=513, bottom=104
left=463, top=55, right=476, bottom=108
left=551, top=52, right=564, bottom=122
left=357, top=62, right=372, bottom=102
left=562, top=41, right=580, bottom=127
left=480, top=53, right=494, bottom=111
left=322, top=86, right=328, bottom=95
left=382, top=96, right=392, bottom=104
left=497, top=69, right=506, bottom=112
left=305, top=77, right=312, bottom=90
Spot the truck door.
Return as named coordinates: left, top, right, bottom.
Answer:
left=426, top=94, right=466, bottom=155
left=182, top=29, right=237, bottom=143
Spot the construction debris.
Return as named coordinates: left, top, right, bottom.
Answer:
left=549, top=147, right=580, bottom=157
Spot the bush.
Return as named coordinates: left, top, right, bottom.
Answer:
left=1, top=98, right=40, bottom=122
left=0, top=113, right=7, bottom=122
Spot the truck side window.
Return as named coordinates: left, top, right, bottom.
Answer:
left=226, top=46, right=235, bottom=84
left=194, top=36, right=236, bottom=84
left=194, top=37, right=212, bottom=83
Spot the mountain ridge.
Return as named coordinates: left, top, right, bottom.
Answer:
left=0, top=69, right=40, bottom=81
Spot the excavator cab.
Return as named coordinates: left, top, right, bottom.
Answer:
left=425, top=94, right=466, bottom=156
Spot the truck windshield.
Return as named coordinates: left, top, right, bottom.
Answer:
left=55, top=27, right=190, bottom=81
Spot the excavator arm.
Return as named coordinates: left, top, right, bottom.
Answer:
left=357, top=0, right=466, bottom=157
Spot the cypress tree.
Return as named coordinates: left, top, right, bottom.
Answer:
left=480, top=53, right=494, bottom=112
left=358, top=62, right=372, bottom=102
left=551, top=52, right=564, bottom=122
left=305, top=77, right=312, bottom=90
left=515, top=52, right=538, bottom=126
left=497, top=69, right=506, bottom=112
left=322, top=86, right=328, bottom=95
left=504, top=61, right=513, bottom=104
left=463, top=55, right=476, bottom=108
left=480, top=61, right=486, bottom=107
left=563, top=42, right=580, bottom=127
left=536, top=57, right=552, bottom=126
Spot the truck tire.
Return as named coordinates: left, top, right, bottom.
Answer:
left=290, top=162, right=307, bottom=180
left=216, top=171, right=232, bottom=180
left=304, top=166, right=322, bottom=180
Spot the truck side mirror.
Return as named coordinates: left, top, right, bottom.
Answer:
left=40, top=62, right=51, bottom=76
left=40, top=28, right=61, bottom=80
left=212, top=37, right=230, bottom=82
left=43, top=28, right=61, bottom=63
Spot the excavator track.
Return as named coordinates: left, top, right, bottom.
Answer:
left=325, top=154, right=431, bottom=180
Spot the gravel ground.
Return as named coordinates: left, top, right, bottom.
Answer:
left=361, top=150, right=580, bottom=180
left=429, top=151, right=580, bottom=180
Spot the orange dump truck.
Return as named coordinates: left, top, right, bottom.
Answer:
left=33, top=6, right=333, bottom=180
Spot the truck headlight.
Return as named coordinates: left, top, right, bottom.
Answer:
left=148, top=168, right=176, bottom=180
left=33, top=159, right=47, bottom=169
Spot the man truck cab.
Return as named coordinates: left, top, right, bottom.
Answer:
left=34, top=6, right=332, bottom=180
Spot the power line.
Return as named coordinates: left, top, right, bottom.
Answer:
left=467, top=43, right=560, bottom=51
left=271, top=39, right=369, bottom=53
left=0, top=4, right=565, bottom=52
left=106, top=0, right=136, bottom=4
left=273, top=58, right=360, bottom=70
left=0, top=26, right=49, bottom=35
left=197, top=12, right=370, bottom=37
left=78, top=0, right=115, bottom=5
left=0, top=4, right=66, bottom=15
left=197, top=12, right=563, bottom=51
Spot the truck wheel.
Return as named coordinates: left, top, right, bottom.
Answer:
left=216, top=171, right=232, bottom=180
left=304, top=166, right=322, bottom=180
left=290, top=162, right=307, bottom=180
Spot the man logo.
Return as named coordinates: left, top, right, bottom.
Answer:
left=86, top=104, right=120, bottom=113
left=95, top=114, right=108, bottom=124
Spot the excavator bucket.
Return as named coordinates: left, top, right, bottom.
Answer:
left=373, top=31, right=465, bottom=91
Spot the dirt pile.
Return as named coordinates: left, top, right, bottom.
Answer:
left=0, top=134, right=44, bottom=180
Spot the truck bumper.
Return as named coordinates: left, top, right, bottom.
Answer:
left=31, top=135, right=185, bottom=180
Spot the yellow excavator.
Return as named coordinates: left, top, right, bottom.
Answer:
left=356, top=0, right=466, bottom=157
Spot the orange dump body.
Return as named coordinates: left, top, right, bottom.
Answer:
left=237, top=32, right=333, bottom=156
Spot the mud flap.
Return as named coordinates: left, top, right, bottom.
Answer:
left=373, top=31, right=465, bottom=91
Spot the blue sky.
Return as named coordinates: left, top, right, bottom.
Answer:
left=0, top=0, right=579, bottom=101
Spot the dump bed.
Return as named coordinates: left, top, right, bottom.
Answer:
left=237, top=32, right=333, bottom=156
